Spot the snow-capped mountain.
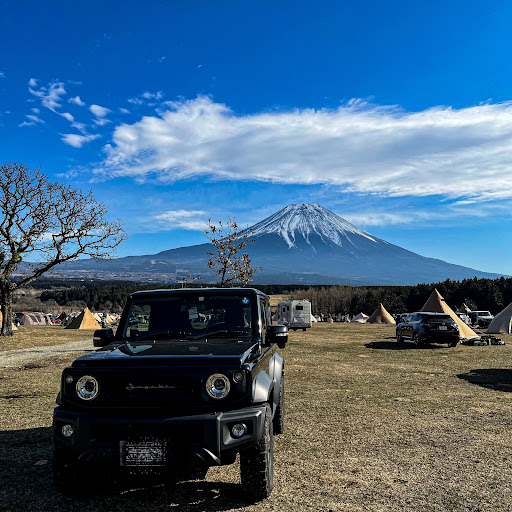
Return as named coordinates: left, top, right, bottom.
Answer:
left=56, top=203, right=502, bottom=285
left=249, top=203, right=379, bottom=248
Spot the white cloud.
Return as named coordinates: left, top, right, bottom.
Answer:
left=19, top=114, right=45, bottom=127
left=61, top=133, right=100, bottom=148
left=68, top=96, right=86, bottom=106
left=60, top=112, right=74, bottom=122
left=29, top=81, right=67, bottom=111
left=0, top=71, right=5, bottom=78
left=28, top=78, right=38, bottom=87
left=31, top=108, right=40, bottom=114
left=141, top=91, right=164, bottom=100
left=154, top=209, right=207, bottom=230
left=94, top=96, right=512, bottom=203
left=119, top=107, right=130, bottom=114
left=128, top=97, right=144, bottom=105
left=90, top=104, right=111, bottom=117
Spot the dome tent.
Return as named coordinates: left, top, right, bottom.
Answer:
left=457, top=303, right=471, bottom=314
left=421, top=289, right=479, bottom=340
left=367, top=303, right=395, bottom=324
left=486, top=302, right=512, bottom=334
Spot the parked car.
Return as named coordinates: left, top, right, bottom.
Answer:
left=468, top=310, right=494, bottom=328
left=396, top=312, right=459, bottom=347
left=53, top=287, right=288, bottom=499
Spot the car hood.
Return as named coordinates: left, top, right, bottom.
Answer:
left=71, top=340, right=260, bottom=367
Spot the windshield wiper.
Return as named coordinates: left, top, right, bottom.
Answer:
left=191, top=330, right=249, bottom=340
left=127, top=330, right=192, bottom=342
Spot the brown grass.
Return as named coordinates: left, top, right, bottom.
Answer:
left=0, top=326, right=97, bottom=352
left=1, top=323, right=512, bottom=511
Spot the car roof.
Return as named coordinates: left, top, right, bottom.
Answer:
left=129, top=287, right=267, bottom=299
left=412, top=312, right=451, bottom=316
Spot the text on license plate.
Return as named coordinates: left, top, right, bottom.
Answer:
left=438, top=326, right=447, bottom=330
left=120, top=439, right=168, bottom=466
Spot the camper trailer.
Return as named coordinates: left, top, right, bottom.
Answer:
left=275, top=300, right=312, bottom=331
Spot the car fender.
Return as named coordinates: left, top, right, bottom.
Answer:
left=252, top=370, right=274, bottom=405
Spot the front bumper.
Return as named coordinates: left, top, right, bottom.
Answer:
left=53, top=404, right=266, bottom=468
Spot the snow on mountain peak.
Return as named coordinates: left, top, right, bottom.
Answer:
left=249, top=203, right=379, bottom=248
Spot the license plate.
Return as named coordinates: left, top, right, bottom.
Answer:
left=120, top=439, right=168, bottom=466
left=438, top=326, right=447, bottom=330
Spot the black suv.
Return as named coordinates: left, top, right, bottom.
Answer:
left=396, top=312, right=459, bottom=347
left=53, top=288, right=288, bottom=500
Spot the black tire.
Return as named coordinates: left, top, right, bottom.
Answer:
left=240, top=403, right=274, bottom=500
left=412, top=332, right=421, bottom=347
left=273, top=375, right=285, bottom=435
left=449, top=340, right=459, bottom=347
left=396, top=330, right=403, bottom=343
left=53, top=445, right=111, bottom=497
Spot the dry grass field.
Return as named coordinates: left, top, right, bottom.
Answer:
left=0, top=326, right=96, bottom=352
left=1, top=323, right=512, bottom=511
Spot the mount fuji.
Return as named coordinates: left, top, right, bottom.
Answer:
left=58, top=203, right=501, bottom=285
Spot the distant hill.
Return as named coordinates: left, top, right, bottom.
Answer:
left=48, top=203, right=503, bottom=285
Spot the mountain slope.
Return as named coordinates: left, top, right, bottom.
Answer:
left=56, top=203, right=502, bottom=285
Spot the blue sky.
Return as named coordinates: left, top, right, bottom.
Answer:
left=2, top=0, right=512, bottom=274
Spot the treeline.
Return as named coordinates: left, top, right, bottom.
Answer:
left=31, top=276, right=512, bottom=316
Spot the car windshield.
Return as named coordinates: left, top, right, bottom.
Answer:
left=478, top=312, right=492, bottom=317
left=424, top=315, right=454, bottom=323
left=120, top=294, right=253, bottom=341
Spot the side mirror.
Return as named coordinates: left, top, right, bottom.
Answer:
left=93, top=328, right=115, bottom=347
left=267, top=324, right=289, bottom=349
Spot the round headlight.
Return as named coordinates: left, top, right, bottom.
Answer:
left=206, top=373, right=230, bottom=399
left=76, top=375, right=99, bottom=401
left=233, top=371, right=244, bottom=383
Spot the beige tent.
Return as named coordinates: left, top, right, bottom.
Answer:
left=0, top=311, right=17, bottom=331
left=367, top=303, right=396, bottom=324
left=457, top=303, right=471, bottom=314
left=421, top=289, right=479, bottom=340
left=350, top=312, right=369, bottom=323
left=486, top=302, right=512, bottom=334
left=65, top=307, right=101, bottom=330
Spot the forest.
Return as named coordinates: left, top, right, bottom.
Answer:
left=13, top=276, right=512, bottom=317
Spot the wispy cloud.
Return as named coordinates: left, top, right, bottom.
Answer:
left=19, top=114, right=46, bottom=127
left=0, top=71, right=5, bottom=78
left=29, top=81, right=67, bottom=111
left=90, top=104, right=111, bottom=126
left=119, top=107, right=130, bottom=114
left=61, top=133, right=100, bottom=148
left=154, top=209, right=207, bottom=231
left=94, top=96, right=512, bottom=204
left=68, top=96, right=85, bottom=106
left=28, top=78, right=37, bottom=87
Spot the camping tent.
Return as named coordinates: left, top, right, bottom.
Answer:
left=456, top=303, right=471, bottom=314
left=350, top=312, right=369, bottom=323
left=310, top=313, right=318, bottom=323
left=486, top=302, right=512, bottom=334
left=57, top=312, right=67, bottom=322
left=367, top=303, right=396, bottom=324
left=18, top=312, right=39, bottom=325
left=65, top=307, right=101, bottom=330
left=421, top=289, right=479, bottom=340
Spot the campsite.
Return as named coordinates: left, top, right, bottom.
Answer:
left=1, top=320, right=511, bottom=512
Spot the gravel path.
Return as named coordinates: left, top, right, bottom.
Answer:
left=0, top=339, right=92, bottom=369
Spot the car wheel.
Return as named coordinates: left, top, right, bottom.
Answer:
left=396, top=330, right=403, bottom=343
left=412, top=332, right=421, bottom=347
left=240, top=403, right=274, bottom=500
left=273, top=374, right=285, bottom=435
left=54, top=445, right=103, bottom=497
left=449, top=340, right=459, bottom=347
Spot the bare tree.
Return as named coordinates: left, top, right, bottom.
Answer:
left=205, top=217, right=261, bottom=287
left=0, top=162, right=126, bottom=337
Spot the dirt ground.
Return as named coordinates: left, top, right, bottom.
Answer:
left=1, top=323, right=511, bottom=512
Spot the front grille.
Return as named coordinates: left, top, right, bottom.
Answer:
left=92, top=423, right=203, bottom=443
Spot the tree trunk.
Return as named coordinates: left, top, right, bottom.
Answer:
left=0, top=282, right=14, bottom=337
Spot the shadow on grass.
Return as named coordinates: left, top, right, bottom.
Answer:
left=457, top=369, right=512, bottom=392
left=0, top=427, right=259, bottom=512
left=365, top=341, right=445, bottom=350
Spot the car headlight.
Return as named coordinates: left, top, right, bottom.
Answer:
left=206, top=373, right=230, bottom=399
left=76, top=375, right=99, bottom=401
